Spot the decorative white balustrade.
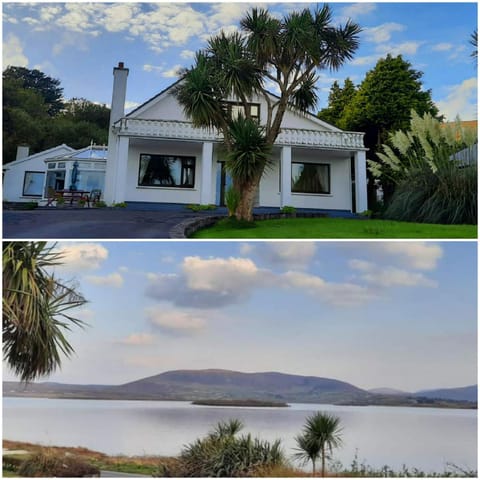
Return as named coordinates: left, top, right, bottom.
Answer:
left=116, top=118, right=365, bottom=150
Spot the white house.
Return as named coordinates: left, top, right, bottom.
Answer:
left=3, top=144, right=74, bottom=202
left=107, top=62, right=369, bottom=212
left=3, top=144, right=107, bottom=203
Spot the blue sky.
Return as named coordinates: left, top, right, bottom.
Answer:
left=3, top=2, right=477, bottom=121
left=3, top=241, right=477, bottom=392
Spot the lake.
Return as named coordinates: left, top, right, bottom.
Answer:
left=3, top=397, right=477, bottom=473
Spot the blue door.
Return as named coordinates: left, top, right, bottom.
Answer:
left=215, top=162, right=232, bottom=206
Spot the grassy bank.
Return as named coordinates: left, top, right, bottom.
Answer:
left=191, top=217, right=477, bottom=239
left=3, top=440, right=476, bottom=477
left=3, top=440, right=175, bottom=476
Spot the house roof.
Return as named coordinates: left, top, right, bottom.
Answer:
left=55, top=145, right=108, bottom=161
left=4, top=144, right=75, bottom=168
left=125, top=78, right=343, bottom=133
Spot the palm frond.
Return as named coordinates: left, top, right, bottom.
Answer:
left=3, top=242, right=87, bottom=382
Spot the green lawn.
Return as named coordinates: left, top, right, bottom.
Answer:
left=191, top=217, right=477, bottom=239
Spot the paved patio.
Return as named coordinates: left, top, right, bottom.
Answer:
left=3, top=203, right=356, bottom=239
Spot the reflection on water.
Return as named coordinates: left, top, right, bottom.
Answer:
left=3, top=397, right=477, bottom=472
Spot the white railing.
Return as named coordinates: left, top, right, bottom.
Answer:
left=116, top=118, right=365, bottom=150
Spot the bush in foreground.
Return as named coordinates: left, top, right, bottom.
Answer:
left=179, top=419, right=286, bottom=477
left=18, top=451, right=100, bottom=477
left=370, top=111, right=477, bottom=225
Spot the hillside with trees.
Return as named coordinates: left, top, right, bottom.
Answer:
left=3, top=66, right=110, bottom=163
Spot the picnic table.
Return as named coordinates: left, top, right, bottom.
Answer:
left=55, top=189, right=91, bottom=206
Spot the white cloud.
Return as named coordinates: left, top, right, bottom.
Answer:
left=117, top=333, right=156, bottom=346
left=85, top=272, right=124, bottom=288
left=102, top=4, right=140, bottom=33
left=56, top=243, right=109, bottom=270
left=247, top=242, right=317, bottom=270
left=363, top=22, right=405, bottom=43
left=432, top=43, right=453, bottom=52
left=341, top=3, right=376, bottom=18
left=3, top=34, right=28, bottom=67
left=378, top=243, right=443, bottom=270
left=436, top=77, right=477, bottom=121
left=124, top=101, right=141, bottom=112
left=351, top=54, right=379, bottom=67
left=182, top=256, right=262, bottom=294
left=162, top=65, right=183, bottom=78
left=146, top=307, right=206, bottom=335
left=281, top=271, right=376, bottom=307
left=180, top=49, right=195, bottom=60
left=379, top=41, right=423, bottom=57
left=349, top=256, right=437, bottom=288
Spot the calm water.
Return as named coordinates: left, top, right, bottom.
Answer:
left=3, top=397, right=477, bottom=472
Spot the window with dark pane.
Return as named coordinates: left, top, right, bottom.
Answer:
left=138, top=154, right=196, bottom=188
left=291, top=162, right=330, bottom=194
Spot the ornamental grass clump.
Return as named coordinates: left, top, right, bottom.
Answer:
left=179, top=419, right=286, bottom=477
left=18, top=451, right=100, bottom=477
left=369, top=111, right=477, bottom=225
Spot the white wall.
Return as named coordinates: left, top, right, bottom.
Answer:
left=131, top=89, right=338, bottom=132
left=130, top=93, right=188, bottom=122
left=3, top=146, right=73, bottom=202
left=259, top=148, right=352, bottom=210
left=124, top=139, right=206, bottom=204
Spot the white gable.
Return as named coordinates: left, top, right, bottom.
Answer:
left=4, top=144, right=74, bottom=169
left=127, top=83, right=341, bottom=133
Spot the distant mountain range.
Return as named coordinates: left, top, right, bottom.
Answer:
left=3, top=369, right=477, bottom=408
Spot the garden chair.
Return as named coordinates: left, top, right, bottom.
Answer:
left=46, top=187, right=58, bottom=207
left=89, top=189, right=102, bottom=207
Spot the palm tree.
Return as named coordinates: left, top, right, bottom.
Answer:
left=175, top=6, right=361, bottom=221
left=294, top=412, right=343, bottom=476
left=211, top=418, right=245, bottom=438
left=470, top=29, right=477, bottom=59
left=3, top=242, right=87, bottom=382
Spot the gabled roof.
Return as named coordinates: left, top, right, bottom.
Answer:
left=125, top=79, right=342, bottom=133
left=5, top=144, right=75, bottom=167
left=126, top=78, right=182, bottom=119
left=55, top=145, right=108, bottom=161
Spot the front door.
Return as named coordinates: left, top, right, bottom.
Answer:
left=215, top=161, right=232, bottom=206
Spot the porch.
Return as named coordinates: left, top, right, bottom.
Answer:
left=107, top=120, right=367, bottom=212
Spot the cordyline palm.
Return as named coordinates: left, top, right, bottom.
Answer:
left=294, top=412, right=343, bottom=476
left=3, top=242, right=87, bottom=382
left=175, top=5, right=361, bottom=221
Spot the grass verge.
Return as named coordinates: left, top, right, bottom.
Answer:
left=191, top=217, right=477, bottom=239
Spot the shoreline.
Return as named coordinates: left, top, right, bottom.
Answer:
left=3, top=393, right=477, bottom=410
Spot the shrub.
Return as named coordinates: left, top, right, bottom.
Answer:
left=280, top=205, right=297, bottom=215
left=187, top=204, right=217, bottom=212
left=94, top=200, right=107, bottom=208
left=179, top=419, right=286, bottom=477
left=225, top=186, right=241, bottom=217
left=18, top=451, right=100, bottom=477
left=24, top=201, right=39, bottom=210
left=369, top=111, right=477, bottom=225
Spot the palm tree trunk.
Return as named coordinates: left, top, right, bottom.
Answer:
left=235, top=178, right=260, bottom=222
left=312, top=458, right=316, bottom=476
left=321, top=445, right=326, bottom=477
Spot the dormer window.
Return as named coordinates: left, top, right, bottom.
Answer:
left=225, top=102, right=260, bottom=121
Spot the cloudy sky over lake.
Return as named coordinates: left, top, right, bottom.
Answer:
left=3, top=2, right=477, bottom=121
left=3, top=241, right=476, bottom=392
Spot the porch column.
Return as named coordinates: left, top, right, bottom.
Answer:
left=113, top=136, right=129, bottom=204
left=280, top=146, right=292, bottom=207
left=354, top=150, right=368, bottom=213
left=200, top=142, right=213, bottom=205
